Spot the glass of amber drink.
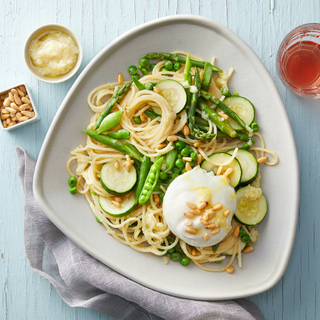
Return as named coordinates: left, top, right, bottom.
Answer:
left=277, top=23, right=320, bottom=98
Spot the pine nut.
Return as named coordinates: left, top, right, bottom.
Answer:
left=0, top=94, right=5, bottom=100
left=233, top=225, right=240, bottom=237
left=10, top=113, right=15, bottom=117
left=153, top=194, right=160, bottom=203
left=183, top=125, right=190, bottom=136
left=200, top=218, right=208, bottom=225
left=21, top=97, right=31, bottom=104
left=186, top=202, right=197, bottom=209
left=29, top=107, right=34, bottom=112
left=1, top=114, right=9, bottom=120
left=223, top=209, right=230, bottom=217
left=129, top=160, right=135, bottom=165
left=123, top=190, right=133, bottom=199
left=140, top=113, right=146, bottom=122
left=167, top=135, right=178, bottom=142
left=191, top=249, right=197, bottom=256
left=185, top=220, right=193, bottom=227
left=125, top=162, right=132, bottom=172
left=182, top=157, right=192, bottom=162
left=156, top=143, right=166, bottom=149
left=1, top=109, right=9, bottom=114
left=118, top=73, right=123, bottom=84
left=114, top=196, right=122, bottom=203
left=242, top=245, right=254, bottom=254
left=211, top=227, right=221, bottom=235
left=19, top=85, right=26, bottom=93
left=257, top=156, right=268, bottom=164
left=8, top=92, right=14, bottom=101
left=197, top=154, right=203, bottom=165
left=11, top=89, right=18, bottom=95
left=30, top=112, right=35, bottom=117
left=16, top=113, right=22, bottom=120
left=226, top=266, right=235, bottom=274
left=216, top=166, right=223, bottom=175
left=212, top=203, right=222, bottom=211
left=111, top=200, right=121, bottom=208
left=185, top=228, right=197, bottom=234
left=21, top=111, right=33, bottom=117
left=17, top=88, right=25, bottom=96
left=19, top=104, right=29, bottom=111
left=114, top=161, right=120, bottom=170
left=6, top=107, right=16, bottom=113
left=205, top=223, right=216, bottom=229
left=203, top=233, right=211, bottom=241
left=10, top=102, right=18, bottom=109
left=14, top=94, right=22, bottom=105
left=153, top=86, right=161, bottom=94
left=224, top=167, right=234, bottom=177
left=190, top=208, right=201, bottom=215
left=19, top=116, right=29, bottom=122
left=185, top=162, right=192, bottom=171
left=2, top=120, right=7, bottom=128
left=3, top=98, right=10, bottom=107
left=198, top=202, right=208, bottom=210
left=6, top=118, right=10, bottom=125
left=11, top=116, right=17, bottom=121
left=184, top=211, right=194, bottom=219
left=7, top=122, right=14, bottom=127
left=193, top=141, right=202, bottom=148
left=218, top=111, right=229, bottom=120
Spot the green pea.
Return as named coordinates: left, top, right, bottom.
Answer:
left=215, top=260, right=222, bottom=264
left=138, top=64, right=142, bottom=70
left=239, top=227, right=246, bottom=237
left=189, top=161, right=195, bottom=167
left=128, top=65, right=138, bottom=75
left=233, top=92, right=239, bottom=96
left=164, top=60, right=173, bottom=70
left=68, top=176, right=77, bottom=187
left=242, top=143, right=250, bottom=150
left=159, top=171, right=168, bottom=180
left=190, top=152, right=198, bottom=161
left=145, top=82, right=154, bottom=90
left=149, top=63, right=156, bottom=71
left=180, top=257, right=190, bottom=266
left=212, top=243, right=220, bottom=253
left=166, top=236, right=175, bottom=244
left=175, top=140, right=186, bottom=150
left=175, top=158, right=184, bottom=169
left=168, top=248, right=175, bottom=254
left=91, top=190, right=97, bottom=195
left=149, top=172, right=155, bottom=180
left=171, top=252, right=181, bottom=261
left=181, top=168, right=187, bottom=174
left=241, top=234, right=251, bottom=243
left=177, top=154, right=182, bottom=159
left=69, top=186, right=77, bottom=194
left=171, top=173, right=179, bottom=179
left=221, top=87, right=231, bottom=97
left=181, top=147, right=190, bottom=157
left=159, top=193, right=165, bottom=202
left=134, top=117, right=141, bottom=124
left=161, top=67, right=169, bottom=72
left=140, top=57, right=149, bottom=67
left=251, top=122, right=259, bottom=132
left=174, top=61, right=181, bottom=71
left=175, top=243, right=184, bottom=255
left=171, top=167, right=180, bottom=174
left=146, top=183, right=153, bottom=189
left=132, top=74, right=141, bottom=81
left=96, top=216, right=101, bottom=223
left=142, top=189, right=148, bottom=195
left=141, top=67, right=149, bottom=75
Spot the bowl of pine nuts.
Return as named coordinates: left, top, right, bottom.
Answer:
left=0, top=83, right=40, bottom=131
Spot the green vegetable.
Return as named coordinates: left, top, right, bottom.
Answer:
left=190, top=152, right=197, bottom=161
left=167, top=236, right=175, bottom=244
left=159, top=171, right=168, bottom=180
left=174, top=242, right=184, bottom=255
left=94, top=81, right=132, bottom=130
left=145, top=82, right=154, bottom=90
left=134, top=117, right=141, bottom=124
left=175, top=140, right=185, bottom=151
left=139, top=157, right=164, bottom=205
left=128, top=65, right=138, bottom=75
left=96, top=216, right=101, bottom=223
left=175, top=158, right=184, bottom=169
left=91, top=190, right=97, bottom=195
left=97, top=110, right=123, bottom=134
left=201, top=62, right=213, bottom=92
left=174, top=61, right=181, bottom=71
left=99, top=192, right=136, bottom=217
left=221, top=87, right=231, bottom=97
left=181, top=168, right=187, bottom=174
left=140, top=57, right=149, bottom=67
left=83, top=129, right=143, bottom=162
left=135, top=155, right=151, bottom=205
left=239, top=227, right=246, bottom=237
left=164, top=60, right=173, bottom=70
left=171, top=252, right=181, bottom=261
left=165, top=149, right=178, bottom=173
left=159, top=193, right=165, bottom=202
left=162, top=67, right=169, bottom=72
left=144, top=109, right=158, bottom=120
left=180, top=257, right=190, bottom=266
left=170, top=173, right=179, bottom=179
left=251, top=122, right=259, bottom=131
left=141, top=67, right=149, bottom=75
left=168, top=248, right=175, bottom=254
left=132, top=74, right=140, bottom=81
left=181, top=147, right=190, bottom=157
left=138, top=64, right=142, bottom=70
left=241, top=234, right=251, bottom=243
left=149, top=63, right=156, bottom=71
left=184, top=54, right=192, bottom=108
left=171, top=167, right=180, bottom=174
left=68, top=176, right=77, bottom=187
left=69, top=186, right=77, bottom=194
left=107, top=128, right=130, bottom=140
left=242, top=143, right=250, bottom=150
left=212, top=243, right=220, bottom=253
left=215, top=260, right=223, bottom=264
left=132, top=75, right=145, bottom=90
left=143, top=52, right=223, bottom=73
left=233, top=92, right=239, bottom=96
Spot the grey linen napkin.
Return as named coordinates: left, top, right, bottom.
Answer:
left=16, top=146, right=264, bottom=320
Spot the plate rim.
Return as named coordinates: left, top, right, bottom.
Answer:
left=33, top=14, right=300, bottom=300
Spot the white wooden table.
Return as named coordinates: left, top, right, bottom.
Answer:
left=1, top=0, right=319, bottom=319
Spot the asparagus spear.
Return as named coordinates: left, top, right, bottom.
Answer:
left=200, top=90, right=252, bottom=132
left=143, top=52, right=223, bottom=73
left=94, top=81, right=133, bottom=130
left=183, top=54, right=192, bottom=107
left=201, top=62, right=213, bottom=92
left=82, top=129, right=143, bottom=162
left=197, top=98, right=237, bottom=138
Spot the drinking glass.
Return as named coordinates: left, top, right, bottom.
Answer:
left=276, top=23, right=320, bottom=98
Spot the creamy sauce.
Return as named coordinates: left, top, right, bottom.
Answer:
left=29, top=30, right=79, bottom=78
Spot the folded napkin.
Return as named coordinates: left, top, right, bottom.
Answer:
left=16, top=146, right=264, bottom=320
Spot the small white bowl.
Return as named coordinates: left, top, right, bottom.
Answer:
left=0, top=83, right=40, bottom=131
left=24, top=23, right=83, bottom=84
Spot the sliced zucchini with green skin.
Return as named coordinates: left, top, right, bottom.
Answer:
left=99, top=191, right=136, bottom=217
left=217, top=96, right=255, bottom=131
left=200, top=152, right=242, bottom=188
left=100, top=160, right=137, bottom=195
left=222, top=241, right=247, bottom=256
left=234, top=186, right=267, bottom=225
left=227, top=149, right=258, bottom=185
left=152, top=79, right=187, bottom=115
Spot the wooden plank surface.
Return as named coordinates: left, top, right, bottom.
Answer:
left=0, top=0, right=319, bottom=319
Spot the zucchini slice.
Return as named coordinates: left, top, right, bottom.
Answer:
left=200, top=152, right=242, bottom=188
left=100, top=160, right=137, bottom=195
left=99, top=191, right=136, bottom=217
left=222, top=240, right=247, bottom=256
left=217, top=96, right=255, bottom=131
left=152, top=79, right=187, bottom=115
left=234, top=186, right=267, bottom=225
left=227, top=149, right=258, bottom=185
